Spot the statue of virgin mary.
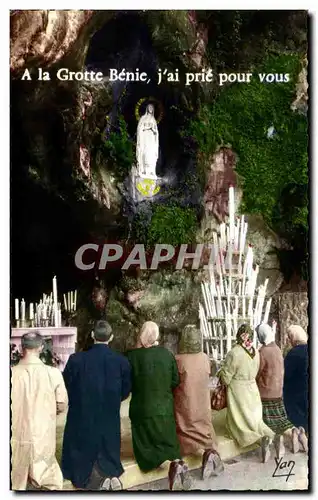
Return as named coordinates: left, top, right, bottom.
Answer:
left=136, top=103, right=159, bottom=178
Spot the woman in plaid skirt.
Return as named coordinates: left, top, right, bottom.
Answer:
left=256, top=323, right=308, bottom=458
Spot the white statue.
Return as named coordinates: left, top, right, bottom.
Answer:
left=136, top=103, right=158, bottom=178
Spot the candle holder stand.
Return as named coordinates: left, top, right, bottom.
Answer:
left=199, top=187, right=275, bottom=363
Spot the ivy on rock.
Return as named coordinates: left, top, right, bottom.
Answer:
left=188, top=53, right=308, bottom=277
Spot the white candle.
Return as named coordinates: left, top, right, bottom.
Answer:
left=63, top=294, right=67, bottom=310
left=15, top=299, right=19, bottom=320
left=229, top=186, right=235, bottom=242
left=209, top=291, right=216, bottom=317
left=226, top=314, right=232, bottom=353
left=220, top=223, right=226, bottom=250
left=208, top=262, right=217, bottom=295
left=53, top=276, right=59, bottom=327
left=263, top=297, right=272, bottom=324
left=213, top=233, right=221, bottom=275
left=201, top=283, right=211, bottom=318
left=239, top=215, right=245, bottom=254
left=216, top=285, right=223, bottom=317
left=74, top=290, right=77, bottom=311
left=245, top=245, right=253, bottom=278
left=229, top=186, right=235, bottom=243
left=29, top=303, right=34, bottom=320
left=21, top=299, right=25, bottom=321
left=43, top=304, right=47, bottom=320
left=68, top=292, right=71, bottom=311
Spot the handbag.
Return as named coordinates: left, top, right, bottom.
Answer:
left=211, top=380, right=227, bottom=411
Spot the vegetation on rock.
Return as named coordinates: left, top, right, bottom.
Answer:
left=188, top=53, right=308, bottom=277
left=133, top=204, right=198, bottom=247
left=100, top=115, right=134, bottom=181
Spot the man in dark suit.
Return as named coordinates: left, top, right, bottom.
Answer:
left=62, top=320, right=131, bottom=490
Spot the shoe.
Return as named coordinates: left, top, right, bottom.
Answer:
left=202, top=449, right=224, bottom=480
left=179, top=460, right=192, bottom=490
left=168, top=460, right=183, bottom=491
left=298, top=427, right=308, bottom=453
left=291, top=427, right=300, bottom=454
left=100, top=477, right=111, bottom=490
left=274, top=434, right=285, bottom=459
left=261, top=436, right=271, bottom=463
left=110, top=477, right=123, bottom=491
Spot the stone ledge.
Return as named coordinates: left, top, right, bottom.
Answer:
left=60, top=404, right=258, bottom=490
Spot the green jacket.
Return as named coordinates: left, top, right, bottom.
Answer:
left=127, top=346, right=179, bottom=421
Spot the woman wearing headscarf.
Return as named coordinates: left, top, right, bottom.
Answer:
left=255, top=323, right=304, bottom=457
left=127, top=321, right=189, bottom=490
left=283, top=325, right=308, bottom=444
left=174, top=325, right=224, bottom=479
left=218, top=324, right=275, bottom=462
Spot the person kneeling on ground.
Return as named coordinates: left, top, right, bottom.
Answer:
left=283, top=325, right=308, bottom=445
left=11, top=331, right=68, bottom=490
left=174, top=325, right=224, bottom=479
left=218, top=324, right=275, bottom=463
left=127, top=321, right=189, bottom=490
left=62, top=321, right=131, bottom=491
left=255, top=323, right=307, bottom=458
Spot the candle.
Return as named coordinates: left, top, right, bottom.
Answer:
left=74, top=290, right=77, bottom=311
left=213, top=233, right=221, bottom=276
left=209, top=291, right=216, bottom=317
left=235, top=217, right=240, bottom=251
left=15, top=299, right=19, bottom=320
left=21, top=299, right=25, bottom=321
left=67, top=292, right=71, bottom=312
left=29, top=303, right=34, bottom=320
left=229, top=186, right=235, bottom=242
left=201, top=283, right=211, bottom=318
left=263, top=297, right=272, bottom=324
left=205, top=283, right=215, bottom=318
left=220, top=223, right=226, bottom=250
left=228, top=240, right=233, bottom=284
left=239, top=215, right=245, bottom=253
left=226, top=313, right=232, bottom=353
left=208, top=262, right=217, bottom=295
left=63, top=294, right=67, bottom=310
left=216, top=285, right=223, bottom=317
left=53, top=276, right=59, bottom=327
left=43, top=304, right=47, bottom=320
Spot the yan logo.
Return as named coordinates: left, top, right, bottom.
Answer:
left=136, top=179, right=160, bottom=197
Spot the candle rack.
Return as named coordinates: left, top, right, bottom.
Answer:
left=199, top=186, right=276, bottom=362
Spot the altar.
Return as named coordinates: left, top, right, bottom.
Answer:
left=11, top=327, right=77, bottom=371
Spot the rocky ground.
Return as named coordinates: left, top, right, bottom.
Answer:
left=129, top=447, right=309, bottom=491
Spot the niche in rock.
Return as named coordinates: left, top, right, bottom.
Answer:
left=85, top=12, right=194, bottom=181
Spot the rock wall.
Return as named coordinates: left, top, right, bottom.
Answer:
left=106, top=269, right=203, bottom=353
left=271, top=291, right=308, bottom=348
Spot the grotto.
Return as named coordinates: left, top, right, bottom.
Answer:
left=10, top=9, right=309, bottom=356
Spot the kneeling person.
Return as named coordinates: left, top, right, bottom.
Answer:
left=11, top=332, right=68, bottom=490
left=62, top=321, right=131, bottom=490
left=174, top=326, right=224, bottom=479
